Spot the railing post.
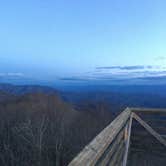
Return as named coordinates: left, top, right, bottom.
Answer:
left=122, top=113, right=133, bottom=166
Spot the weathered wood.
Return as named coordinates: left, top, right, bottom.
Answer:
left=69, top=107, right=166, bottom=166
left=130, top=107, right=166, bottom=113
left=69, top=108, right=131, bottom=166
left=133, top=117, right=166, bottom=124
left=132, top=113, right=166, bottom=147
left=96, top=126, right=125, bottom=165
left=108, top=140, right=125, bottom=166
left=122, top=114, right=133, bottom=166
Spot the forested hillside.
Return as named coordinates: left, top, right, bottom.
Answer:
left=0, top=90, right=113, bottom=166
left=0, top=83, right=166, bottom=165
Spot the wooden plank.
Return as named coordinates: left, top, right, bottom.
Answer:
left=132, top=113, right=166, bottom=147
left=130, top=107, right=166, bottom=113
left=68, top=108, right=131, bottom=166
left=69, top=107, right=166, bottom=166
left=108, top=140, right=125, bottom=166
left=115, top=144, right=126, bottom=166
left=140, top=120, right=166, bottom=126
left=135, top=115, right=166, bottom=121
left=122, top=114, right=133, bottom=166
left=96, top=126, right=125, bottom=165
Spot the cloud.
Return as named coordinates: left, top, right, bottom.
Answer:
left=57, top=65, right=166, bottom=85
left=0, top=72, right=25, bottom=77
left=119, top=65, right=145, bottom=70
left=96, top=66, right=121, bottom=70
left=59, top=77, right=89, bottom=81
left=96, top=65, right=152, bottom=70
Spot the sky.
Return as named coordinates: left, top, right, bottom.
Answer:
left=0, top=0, right=166, bottom=83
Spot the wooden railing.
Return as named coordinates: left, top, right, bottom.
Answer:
left=69, top=107, right=166, bottom=166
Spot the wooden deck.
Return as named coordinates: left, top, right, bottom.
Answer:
left=68, top=108, right=166, bottom=166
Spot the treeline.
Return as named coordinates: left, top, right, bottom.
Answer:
left=0, top=92, right=113, bottom=166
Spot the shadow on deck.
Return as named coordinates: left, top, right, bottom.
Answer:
left=68, top=108, right=166, bottom=166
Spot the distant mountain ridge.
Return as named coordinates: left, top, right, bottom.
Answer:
left=0, top=83, right=57, bottom=95
left=1, top=83, right=166, bottom=112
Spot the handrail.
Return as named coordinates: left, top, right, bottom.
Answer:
left=69, top=108, right=131, bottom=166
left=69, top=107, right=166, bottom=166
left=130, top=107, right=166, bottom=112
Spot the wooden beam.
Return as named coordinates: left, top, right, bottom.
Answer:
left=69, top=107, right=166, bottom=166
left=122, top=114, right=133, bottom=166
left=108, top=140, right=125, bottom=166
left=132, top=113, right=166, bottom=147
left=96, top=127, right=125, bottom=165
left=130, top=107, right=166, bottom=113
left=68, top=108, right=131, bottom=166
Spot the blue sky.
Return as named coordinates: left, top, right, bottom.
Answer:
left=0, top=0, right=166, bottom=82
